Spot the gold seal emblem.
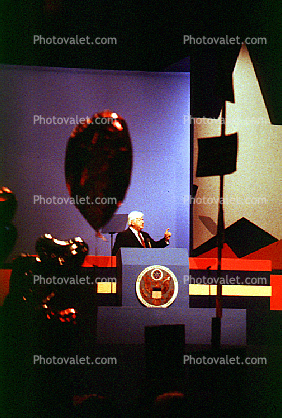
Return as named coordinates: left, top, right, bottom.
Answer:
left=136, top=265, right=178, bottom=308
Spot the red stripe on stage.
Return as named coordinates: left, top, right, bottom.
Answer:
left=82, top=255, right=116, bottom=267
left=189, top=258, right=272, bottom=271
left=270, top=275, right=282, bottom=310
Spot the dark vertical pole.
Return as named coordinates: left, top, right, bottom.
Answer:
left=212, top=102, right=226, bottom=348
left=110, top=233, right=114, bottom=267
left=216, top=174, right=224, bottom=319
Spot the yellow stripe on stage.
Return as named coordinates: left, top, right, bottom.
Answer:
left=189, top=284, right=272, bottom=297
left=97, top=283, right=271, bottom=296
left=97, top=282, right=117, bottom=293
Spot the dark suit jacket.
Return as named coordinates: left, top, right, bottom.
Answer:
left=112, top=227, right=168, bottom=255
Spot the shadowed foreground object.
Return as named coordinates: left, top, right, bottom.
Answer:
left=35, top=234, right=89, bottom=268
left=6, top=234, right=89, bottom=322
left=65, top=110, right=132, bottom=231
left=1, top=235, right=93, bottom=416
left=0, top=187, right=17, bottom=265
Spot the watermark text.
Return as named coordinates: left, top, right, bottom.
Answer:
left=33, top=35, right=117, bottom=46
left=33, top=114, right=117, bottom=125
left=183, top=354, right=267, bottom=365
left=184, top=195, right=267, bottom=206
left=183, top=274, right=268, bottom=286
left=33, top=274, right=116, bottom=285
left=184, top=115, right=269, bottom=125
left=33, top=354, right=117, bottom=365
left=33, top=195, right=117, bottom=206
left=183, top=35, right=267, bottom=46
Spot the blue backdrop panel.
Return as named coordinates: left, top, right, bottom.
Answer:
left=0, top=65, right=190, bottom=259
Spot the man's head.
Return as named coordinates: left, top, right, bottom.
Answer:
left=128, top=211, right=144, bottom=232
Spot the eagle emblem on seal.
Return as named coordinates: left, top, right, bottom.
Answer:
left=136, top=265, right=178, bottom=308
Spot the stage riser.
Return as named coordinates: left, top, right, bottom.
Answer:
left=97, top=307, right=246, bottom=345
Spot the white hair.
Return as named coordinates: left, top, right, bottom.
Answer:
left=128, top=211, right=144, bottom=226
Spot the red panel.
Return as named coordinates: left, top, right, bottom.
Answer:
left=195, top=239, right=282, bottom=270
left=190, top=257, right=272, bottom=271
left=196, top=243, right=238, bottom=259
left=11, top=254, right=117, bottom=268
left=243, top=240, right=282, bottom=270
left=189, top=258, right=218, bottom=270
left=221, top=258, right=272, bottom=271
left=82, top=256, right=116, bottom=267
left=0, top=269, right=11, bottom=306
left=270, top=275, right=282, bottom=310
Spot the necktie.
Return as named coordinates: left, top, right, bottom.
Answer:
left=138, top=231, right=146, bottom=248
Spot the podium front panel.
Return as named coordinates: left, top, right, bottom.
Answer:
left=97, top=248, right=246, bottom=345
left=117, top=248, right=189, bottom=307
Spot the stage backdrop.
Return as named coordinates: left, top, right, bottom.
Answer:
left=0, top=65, right=190, bottom=259
left=193, top=43, right=282, bottom=250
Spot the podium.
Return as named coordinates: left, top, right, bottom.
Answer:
left=97, top=248, right=246, bottom=345
left=115, top=248, right=189, bottom=307
left=97, top=248, right=189, bottom=344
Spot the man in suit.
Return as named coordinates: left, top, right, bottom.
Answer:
left=112, top=211, right=171, bottom=255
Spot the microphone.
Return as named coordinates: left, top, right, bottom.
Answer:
left=146, top=237, right=152, bottom=248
